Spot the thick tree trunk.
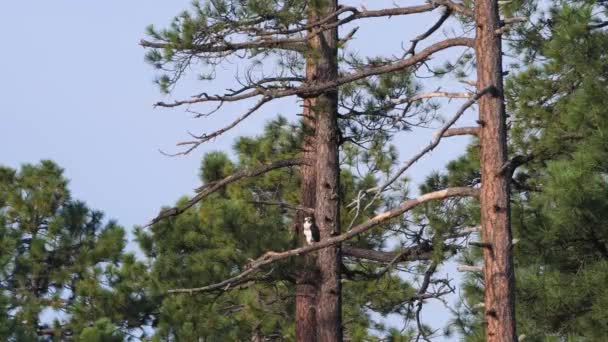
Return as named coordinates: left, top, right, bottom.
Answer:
left=295, top=96, right=319, bottom=341
left=474, top=0, right=517, bottom=340
left=309, top=0, right=342, bottom=341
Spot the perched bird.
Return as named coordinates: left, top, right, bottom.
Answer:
left=303, top=216, right=320, bottom=245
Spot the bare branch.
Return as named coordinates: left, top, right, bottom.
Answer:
left=589, top=21, right=608, bottom=30
left=168, top=96, right=270, bottom=155
left=154, top=38, right=475, bottom=108
left=342, top=244, right=434, bottom=263
left=442, top=126, right=480, bottom=137
left=404, top=91, right=473, bottom=102
left=146, top=158, right=311, bottom=227
left=140, top=36, right=307, bottom=53
left=404, top=8, right=452, bottom=56
left=167, top=187, right=478, bottom=293
left=457, top=265, right=483, bottom=272
left=369, top=86, right=493, bottom=198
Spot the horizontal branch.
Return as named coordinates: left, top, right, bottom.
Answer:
left=442, top=126, right=479, bottom=137
left=457, top=265, right=483, bottom=272
left=589, top=21, right=608, bottom=30
left=146, top=158, right=311, bottom=227
left=140, top=36, right=307, bottom=54
left=155, top=37, right=475, bottom=108
left=342, top=244, right=433, bottom=263
left=260, top=3, right=454, bottom=37
left=412, top=91, right=472, bottom=101
left=167, top=186, right=479, bottom=294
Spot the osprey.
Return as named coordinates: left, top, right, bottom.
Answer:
left=303, top=216, right=320, bottom=245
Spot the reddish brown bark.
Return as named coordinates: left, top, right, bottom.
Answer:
left=295, top=91, right=319, bottom=342
left=474, top=0, right=517, bottom=340
left=308, top=0, right=342, bottom=341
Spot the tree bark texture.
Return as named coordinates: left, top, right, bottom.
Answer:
left=309, top=0, right=342, bottom=341
left=295, top=97, right=319, bottom=341
left=474, top=0, right=517, bottom=340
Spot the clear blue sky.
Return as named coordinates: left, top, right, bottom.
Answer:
left=1, top=1, right=477, bottom=340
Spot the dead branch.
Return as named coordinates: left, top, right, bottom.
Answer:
left=167, top=187, right=478, bottom=293
left=457, top=265, right=483, bottom=272
left=368, top=86, right=493, bottom=200
left=442, top=126, right=480, bottom=137
left=404, top=8, right=452, bottom=56
left=146, top=158, right=312, bottom=226
left=342, top=244, right=434, bottom=263
left=169, top=96, right=270, bottom=155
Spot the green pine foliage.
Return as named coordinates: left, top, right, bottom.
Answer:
left=136, top=117, right=424, bottom=340
left=0, top=161, right=152, bottom=341
left=433, top=1, right=608, bottom=339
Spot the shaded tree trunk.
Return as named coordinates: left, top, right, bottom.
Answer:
left=474, top=0, right=517, bottom=340
left=296, top=0, right=342, bottom=341
left=295, top=96, right=319, bottom=341
left=309, top=0, right=342, bottom=340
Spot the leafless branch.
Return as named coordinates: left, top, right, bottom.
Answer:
left=342, top=244, right=434, bottom=263
left=457, top=265, right=483, bottom=272
left=366, top=86, right=493, bottom=203
left=167, top=96, right=270, bottom=155
left=153, top=38, right=474, bottom=108
left=404, top=8, right=452, bottom=56
left=167, top=187, right=478, bottom=293
left=442, top=126, right=479, bottom=137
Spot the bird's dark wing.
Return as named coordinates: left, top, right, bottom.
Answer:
left=312, top=225, right=321, bottom=242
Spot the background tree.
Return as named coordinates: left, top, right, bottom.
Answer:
left=506, top=4, right=608, bottom=339
left=0, top=161, right=153, bottom=341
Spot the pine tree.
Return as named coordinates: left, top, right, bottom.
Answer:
left=137, top=118, right=425, bottom=340
left=140, top=0, right=520, bottom=338
left=0, top=161, right=153, bottom=340
left=506, top=2, right=608, bottom=339
left=433, top=1, right=608, bottom=339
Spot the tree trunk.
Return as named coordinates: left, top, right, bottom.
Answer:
left=309, top=0, right=342, bottom=340
left=474, top=0, right=517, bottom=340
left=295, top=96, right=319, bottom=341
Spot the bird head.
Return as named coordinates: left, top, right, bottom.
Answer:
left=304, top=216, right=313, bottom=224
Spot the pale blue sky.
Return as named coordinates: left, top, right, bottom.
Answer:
left=1, top=1, right=478, bottom=340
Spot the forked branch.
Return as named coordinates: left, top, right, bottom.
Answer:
left=369, top=86, right=493, bottom=198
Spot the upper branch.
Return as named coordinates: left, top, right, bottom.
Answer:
left=140, top=36, right=307, bottom=54
left=368, top=86, right=493, bottom=198
left=155, top=37, right=475, bottom=108
left=169, top=96, right=271, bottom=155
left=167, top=187, right=479, bottom=293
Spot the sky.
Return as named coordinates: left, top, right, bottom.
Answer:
left=1, top=1, right=478, bottom=340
